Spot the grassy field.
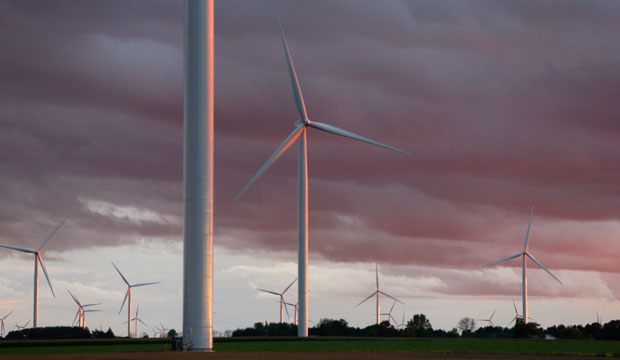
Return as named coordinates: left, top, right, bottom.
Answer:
left=214, top=337, right=620, bottom=357
left=2, top=337, right=620, bottom=357
left=0, top=343, right=166, bottom=355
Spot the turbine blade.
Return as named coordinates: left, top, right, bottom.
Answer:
left=38, top=217, right=68, bottom=252
left=132, top=282, right=160, bottom=287
left=84, top=310, right=102, bottom=313
left=282, top=278, right=297, bottom=295
left=24, top=320, right=30, bottom=328
left=37, top=254, right=55, bottom=297
left=513, top=300, right=518, bottom=315
left=118, top=289, right=129, bottom=315
left=111, top=262, right=130, bottom=286
left=484, top=252, right=524, bottom=268
left=490, top=308, right=497, bottom=320
left=136, top=304, right=140, bottom=317
left=0, top=245, right=35, bottom=254
left=72, top=309, right=80, bottom=325
left=234, top=124, right=304, bottom=201
left=526, top=253, right=562, bottom=284
left=523, top=206, right=534, bottom=252
left=67, top=289, right=81, bottom=306
left=82, top=303, right=102, bottom=307
left=308, top=121, right=410, bottom=155
left=257, top=289, right=281, bottom=296
left=283, top=297, right=291, bottom=320
left=379, top=291, right=403, bottom=304
left=138, top=318, right=148, bottom=326
left=356, top=292, right=376, bottom=307
left=507, top=317, right=516, bottom=327
left=277, top=17, right=308, bottom=120
left=2, top=311, right=13, bottom=320
left=389, top=300, right=396, bottom=313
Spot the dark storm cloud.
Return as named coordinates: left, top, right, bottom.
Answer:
left=2, top=0, right=620, bottom=299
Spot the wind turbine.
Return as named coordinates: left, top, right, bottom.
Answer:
left=15, top=320, right=30, bottom=330
left=285, top=302, right=298, bottom=325
left=123, top=304, right=148, bottom=338
left=0, top=217, right=67, bottom=327
left=112, top=262, right=159, bottom=338
left=507, top=299, right=534, bottom=326
left=380, top=300, right=398, bottom=327
left=68, top=290, right=101, bottom=330
left=485, top=206, right=562, bottom=324
left=257, top=278, right=297, bottom=324
left=477, top=308, right=497, bottom=327
left=235, top=20, right=409, bottom=337
left=399, top=314, right=406, bottom=330
left=356, top=264, right=403, bottom=325
left=1, top=311, right=13, bottom=337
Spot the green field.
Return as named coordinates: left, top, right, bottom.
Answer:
left=2, top=337, right=620, bottom=357
left=214, top=337, right=620, bottom=357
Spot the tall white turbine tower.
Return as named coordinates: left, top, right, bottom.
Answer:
left=485, top=206, right=562, bottom=324
left=0, top=217, right=67, bottom=327
left=235, top=20, right=409, bottom=337
left=183, top=0, right=214, bottom=351
left=356, top=264, right=402, bottom=325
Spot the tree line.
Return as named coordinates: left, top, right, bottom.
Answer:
left=232, top=315, right=620, bottom=340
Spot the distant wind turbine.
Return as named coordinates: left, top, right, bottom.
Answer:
left=257, top=278, right=297, bottom=324
left=507, top=299, right=534, bottom=326
left=1, top=311, right=13, bottom=337
left=15, top=320, right=30, bottom=330
left=356, top=264, right=403, bottom=325
left=477, top=308, right=497, bottom=327
left=398, top=313, right=406, bottom=330
left=112, top=262, right=159, bottom=338
left=123, top=304, right=148, bottom=338
left=0, top=217, right=67, bottom=327
left=234, top=19, right=409, bottom=337
left=380, top=300, right=398, bottom=327
left=485, top=206, right=562, bottom=324
left=285, top=302, right=298, bottom=325
left=68, top=289, right=101, bottom=329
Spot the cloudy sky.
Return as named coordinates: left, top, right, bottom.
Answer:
left=1, top=0, right=620, bottom=335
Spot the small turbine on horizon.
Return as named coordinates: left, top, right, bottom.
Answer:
left=485, top=206, right=561, bottom=324
left=0, top=311, right=13, bottom=337
left=15, top=320, right=31, bottom=330
left=112, top=262, right=159, bottom=338
left=356, top=264, right=403, bottom=325
left=67, top=290, right=101, bottom=330
left=380, top=300, right=398, bottom=327
left=123, top=304, right=148, bottom=338
left=285, top=302, right=299, bottom=325
left=0, top=217, right=67, bottom=327
left=257, top=278, right=297, bottom=324
left=476, top=308, right=497, bottom=327
left=234, top=18, right=409, bottom=337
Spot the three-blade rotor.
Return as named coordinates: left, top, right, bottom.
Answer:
left=484, top=206, right=561, bottom=284
left=112, top=262, right=160, bottom=314
left=233, top=19, right=409, bottom=202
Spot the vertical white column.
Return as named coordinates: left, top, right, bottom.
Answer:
left=128, top=290, right=132, bottom=337
left=376, top=292, right=380, bottom=325
left=183, top=0, right=214, bottom=351
left=297, top=129, right=308, bottom=337
left=522, top=255, right=528, bottom=325
left=33, top=256, right=39, bottom=328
